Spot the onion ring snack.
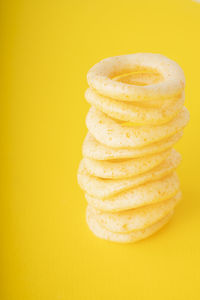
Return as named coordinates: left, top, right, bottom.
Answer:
left=78, top=53, right=189, bottom=243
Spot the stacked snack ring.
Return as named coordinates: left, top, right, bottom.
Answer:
left=78, top=53, right=189, bottom=243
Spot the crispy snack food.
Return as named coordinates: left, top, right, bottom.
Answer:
left=86, top=208, right=174, bottom=243
left=78, top=53, right=189, bottom=243
left=87, top=53, right=185, bottom=101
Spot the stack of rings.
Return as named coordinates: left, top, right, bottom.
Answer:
left=78, top=53, right=189, bottom=243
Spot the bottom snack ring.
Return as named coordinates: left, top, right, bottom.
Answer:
left=86, top=207, right=174, bottom=244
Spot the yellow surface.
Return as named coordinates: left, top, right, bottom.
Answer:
left=1, top=0, right=199, bottom=299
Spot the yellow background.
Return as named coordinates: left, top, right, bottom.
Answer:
left=1, top=0, right=200, bottom=299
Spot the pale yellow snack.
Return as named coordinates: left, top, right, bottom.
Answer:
left=87, top=53, right=185, bottom=102
left=88, top=191, right=181, bottom=233
left=77, top=149, right=181, bottom=199
left=78, top=53, right=189, bottom=243
left=86, top=207, right=173, bottom=243
left=82, top=131, right=183, bottom=160
left=82, top=149, right=170, bottom=179
left=86, top=106, right=189, bottom=148
left=85, top=88, right=185, bottom=125
left=85, top=172, right=180, bottom=212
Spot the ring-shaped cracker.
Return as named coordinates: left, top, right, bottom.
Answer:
left=85, top=88, right=185, bottom=125
left=85, top=172, right=180, bottom=212
left=77, top=150, right=181, bottom=199
left=82, top=149, right=170, bottom=179
left=82, top=132, right=183, bottom=160
left=86, top=208, right=173, bottom=243
left=87, top=53, right=185, bottom=102
left=88, top=191, right=181, bottom=233
left=86, top=106, right=189, bottom=148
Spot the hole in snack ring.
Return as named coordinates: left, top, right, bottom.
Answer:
left=113, top=71, right=163, bottom=86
